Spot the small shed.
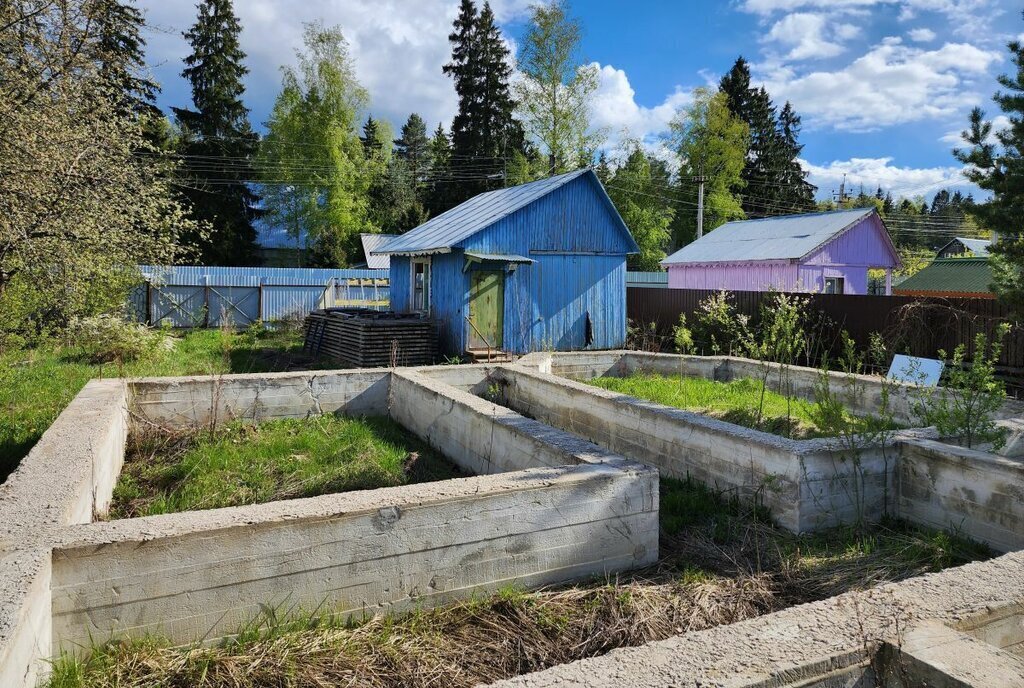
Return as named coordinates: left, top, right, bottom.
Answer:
left=893, top=258, right=995, bottom=299
left=936, top=236, right=991, bottom=259
left=661, top=208, right=901, bottom=295
left=375, top=169, right=638, bottom=358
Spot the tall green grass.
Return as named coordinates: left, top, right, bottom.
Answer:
left=110, top=415, right=465, bottom=517
left=587, top=374, right=830, bottom=438
left=0, top=327, right=331, bottom=482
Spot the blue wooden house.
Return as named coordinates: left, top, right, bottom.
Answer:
left=375, top=169, right=638, bottom=358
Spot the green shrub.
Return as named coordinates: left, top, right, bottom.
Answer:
left=915, top=324, right=1010, bottom=449
left=672, top=313, right=694, bottom=354
left=692, top=291, right=749, bottom=355
left=69, top=315, right=169, bottom=364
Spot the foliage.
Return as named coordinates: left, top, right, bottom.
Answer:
left=954, top=25, right=1024, bottom=315
left=444, top=0, right=526, bottom=203
left=68, top=316, right=169, bottom=364
left=916, top=325, right=1010, bottom=449
left=258, top=22, right=373, bottom=266
left=672, top=314, right=694, bottom=354
left=0, top=1, right=195, bottom=347
left=606, top=143, right=674, bottom=270
left=744, top=292, right=807, bottom=365
left=690, top=291, right=749, bottom=355
left=718, top=57, right=815, bottom=217
left=668, top=88, right=748, bottom=247
left=515, top=0, right=602, bottom=172
left=172, top=0, right=261, bottom=264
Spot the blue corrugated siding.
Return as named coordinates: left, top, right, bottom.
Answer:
left=386, top=174, right=629, bottom=355
left=139, top=265, right=385, bottom=285
left=390, top=256, right=411, bottom=312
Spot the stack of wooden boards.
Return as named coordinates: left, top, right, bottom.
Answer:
left=303, top=308, right=438, bottom=367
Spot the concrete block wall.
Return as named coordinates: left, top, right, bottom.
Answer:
left=129, top=369, right=391, bottom=428
left=899, top=438, right=1024, bottom=552
left=50, top=462, right=658, bottom=651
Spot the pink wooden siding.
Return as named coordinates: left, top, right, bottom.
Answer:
left=667, top=261, right=799, bottom=291
left=802, top=214, right=897, bottom=267
left=666, top=214, right=898, bottom=295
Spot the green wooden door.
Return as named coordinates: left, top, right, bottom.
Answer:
left=468, top=271, right=503, bottom=350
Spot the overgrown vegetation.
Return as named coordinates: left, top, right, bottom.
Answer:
left=49, top=477, right=990, bottom=688
left=111, top=416, right=464, bottom=517
left=0, top=326, right=326, bottom=482
left=914, top=324, right=1010, bottom=449
left=586, top=373, right=852, bottom=439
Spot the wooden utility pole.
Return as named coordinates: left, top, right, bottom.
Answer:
left=696, top=167, right=707, bottom=239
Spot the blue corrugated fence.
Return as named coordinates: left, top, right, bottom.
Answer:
left=133, top=266, right=389, bottom=326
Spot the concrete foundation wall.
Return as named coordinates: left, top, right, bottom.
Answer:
left=899, top=438, right=1024, bottom=552
left=129, top=369, right=391, bottom=429
left=50, top=463, right=658, bottom=651
left=0, top=380, right=128, bottom=687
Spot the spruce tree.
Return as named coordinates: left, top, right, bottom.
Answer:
left=425, top=123, right=452, bottom=217
left=361, top=116, right=381, bottom=158
left=443, top=0, right=523, bottom=203
left=395, top=113, right=432, bottom=187
left=92, top=0, right=160, bottom=119
left=719, top=58, right=814, bottom=217
left=172, top=0, right=260, bottom=265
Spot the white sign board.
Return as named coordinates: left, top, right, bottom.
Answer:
left=887, top=354, right=944, bottom=387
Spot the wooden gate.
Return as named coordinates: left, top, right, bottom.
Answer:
left=468, top=271, right=504, bottom=350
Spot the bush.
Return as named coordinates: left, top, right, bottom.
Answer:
left=69, top=315, right=169, bottom=364
left=915, top=324, right=1010, bottom=449
left=691, top=291, right=749, bottom=355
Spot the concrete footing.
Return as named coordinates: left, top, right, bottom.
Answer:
left=1, top=350, right=1023, bottom=687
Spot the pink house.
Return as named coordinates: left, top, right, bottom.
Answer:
left=661, top=208, right=901, bottom=295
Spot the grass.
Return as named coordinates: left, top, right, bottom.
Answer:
left=0, top=326, right=334, bottom=483
left=110, top=416, right=466, bottom=518
left=49, top=477, right=991, bottom=688
left=587, top=373, right=848, bottom=439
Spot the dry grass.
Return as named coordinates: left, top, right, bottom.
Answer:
left=51, top=479, right=991, bottom=688
left=48, top=571, right=776, bottom=688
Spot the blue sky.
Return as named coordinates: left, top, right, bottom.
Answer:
left=138, top=0, right=1020, bottom=201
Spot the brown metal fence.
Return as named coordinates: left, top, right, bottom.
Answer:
left=627, top=287, right=1023, bottom=371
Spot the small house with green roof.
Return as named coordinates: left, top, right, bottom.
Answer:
left=893, top=257, right=994, bottom=299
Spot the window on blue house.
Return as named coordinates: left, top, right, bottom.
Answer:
left=411, top=258, right=431, bottom=313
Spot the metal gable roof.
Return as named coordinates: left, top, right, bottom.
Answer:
left=939, top=237, right=991, bottom=257
left=359, top=233, right=397, bottom=269
left=894, top=257, right=994, bottom=296
left=661, top=207, right=877, bottom=265
left=375, top=169, right=636, bottom=255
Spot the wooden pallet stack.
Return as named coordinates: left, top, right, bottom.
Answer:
left=303, top=308, right=439, bottom=367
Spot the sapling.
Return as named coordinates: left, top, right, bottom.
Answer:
left=915, top=324, right=1010, bottom=449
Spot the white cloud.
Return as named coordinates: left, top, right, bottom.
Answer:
left=589, top=64, right=694, bottom=149
left=138, top=0, right=536, bottom=131
left=908, top=27, right=937, bottom=42
left=742, top=0, right=884, bottom=15
left=763, top=13, right=847, bottom=60
left=762, top=41, right=1001, bottom=131
left=801, top=156, right=968, bottom=198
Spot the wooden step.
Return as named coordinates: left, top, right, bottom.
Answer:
left=466, top=348, right=513, bottom=363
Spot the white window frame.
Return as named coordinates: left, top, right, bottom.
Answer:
left=410, top=257, right=431, bottom=313
left=824, top=276, right=845, bottom=294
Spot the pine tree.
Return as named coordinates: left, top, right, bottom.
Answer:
left=443, top=0, right=523, bottom=203
left=425, top=123, right=452, bottom=217
left=172, top=0, right=260, bottom=265
left=594, top=151, right=611, bottom=186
